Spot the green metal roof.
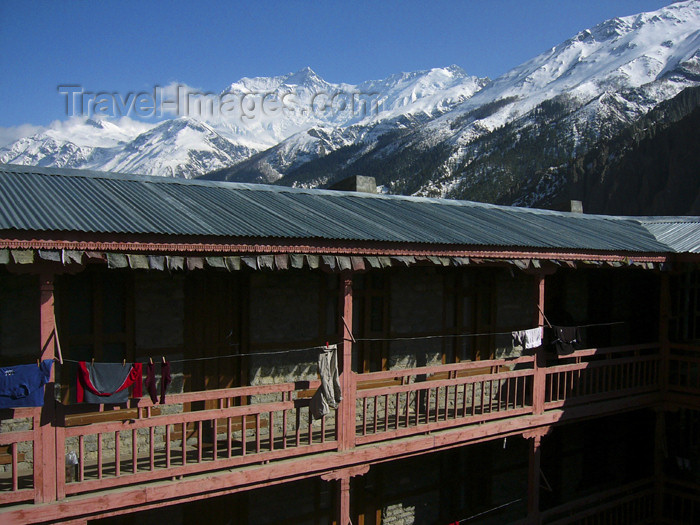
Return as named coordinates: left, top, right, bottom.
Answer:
left=0, top=164, right=691, bottom=255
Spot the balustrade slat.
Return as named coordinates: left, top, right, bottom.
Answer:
left=256, top=414, right=261, bottom=453
left=242, top=415, right=247, bottom=456
left=114, top=430, right=120, bottom=477
left=212, top=419, right=218, bottom=460
left=97, top=433, right=103, bottom=479
left=165, top=425, right=171, bottom=468
left=197, top=421, right=203, bottom=463
left=181, top=422, right=187, bottom=466
left=282, top=408, right=288, bottom=449
left=11, top=442, right=18, bottom=491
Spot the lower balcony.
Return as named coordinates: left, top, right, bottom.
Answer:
left=0, top=341, right=693, bottom=523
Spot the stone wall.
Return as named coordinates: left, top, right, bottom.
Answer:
left=0, top=274, right=40, bottom=473
left=248, top=271, right=328, bottom=386
left=389, top=268, right=444, bottom=369
left=0, top=273, right=39, bottom=359
left=133, top=271, right=185, bottom=396
left=494, top=269, right=536, bottom=359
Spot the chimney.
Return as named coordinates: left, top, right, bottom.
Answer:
left=570, top=200, right=584, bottom=214
left=327, top=175, right=377, bottom=194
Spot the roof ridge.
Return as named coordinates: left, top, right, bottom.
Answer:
left=0, top=163, right=632, bottom=219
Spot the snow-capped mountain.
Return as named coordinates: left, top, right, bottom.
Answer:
left=220, top=0, right=699, bottom=207
left=0, top=66, right=487, bottom=178
left=3, top=0, right=700, bottom=209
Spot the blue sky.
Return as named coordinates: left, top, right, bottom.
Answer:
left=0, top=0, right=671, bottom=135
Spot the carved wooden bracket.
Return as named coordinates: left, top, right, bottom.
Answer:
left=522, top=426, right=552, bottom=440
left=320, top=464, right=370, bottom=482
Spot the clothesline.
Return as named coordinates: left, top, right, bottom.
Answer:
left=354, top=320, right=625, bottom=343
left=55, top=320, right=625, bottom=366
left=450, top=496, right=524, bottom=523
left=59, top=344, right=332, bottom=366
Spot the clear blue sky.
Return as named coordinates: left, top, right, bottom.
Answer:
left=0, top=0, right=672, bottom=130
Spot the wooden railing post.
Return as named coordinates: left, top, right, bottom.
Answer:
left=533, top=274, right=546, bottom=414
left=338, top=271, right=356, bottom=451
left=36, top=272, right=57, bottom=503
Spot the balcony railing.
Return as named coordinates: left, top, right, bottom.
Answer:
left=537, top=477, right=656, bottom=524
left=544, top=342, right=660, bottom=409
left=0, top=342, right=667, bottom=510
left=355, top=355, right=535, bottom=445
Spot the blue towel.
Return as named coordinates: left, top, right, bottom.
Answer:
left=0, top=360, right=53, bottom=408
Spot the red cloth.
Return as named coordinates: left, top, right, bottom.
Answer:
left=145, top=361, right=172, bottom=404
left=159, top=362, right=171, bottom=404
left=146, top=362, right=158, bottom=403
left=76, top=362, right=142, bottom=403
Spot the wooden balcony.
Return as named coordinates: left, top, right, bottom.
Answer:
left=0, top=341, right=687, bottom=523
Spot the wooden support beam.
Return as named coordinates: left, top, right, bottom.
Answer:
left=322, top=465, right=369, bottom=525
left=653, top=408, right=666, bottom=523
left=527, top=432, right=543, bottom=525
left=338, top=272, right=356, bottom=451
left=36, top=272, right=57, bottom=504
left=533, top=274, right=546, bottom=415
left=659, top=273, right=670, bottom=395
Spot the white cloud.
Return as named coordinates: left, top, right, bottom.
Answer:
left=0, top=123, right=45, bottom=147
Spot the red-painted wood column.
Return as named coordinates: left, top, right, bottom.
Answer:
left=653, top=407, right=666, bottom=522
left=322, top=465, right=369, bottom=525
left=338, top=272, right=356, bottom=451
left=655, top=272, right=671, bottom=521
left=524, top=428, right=548, bottom=525
left=532, top=274, right=546, bottom=415
left=659, top=272, right=670, bottom=394
left=36, top=272, right=57, bottom=503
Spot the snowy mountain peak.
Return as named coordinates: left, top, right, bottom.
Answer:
left=2, top=1, right=699, bottom=184
left=224, top=66, right=335, bottom=95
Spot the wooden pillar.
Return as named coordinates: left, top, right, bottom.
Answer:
left=653, top=407, right=666, bottom=522
left=524, top=428, right=548, bottom=525
left=322, top=465, right=370, bottom=525
left=36, top=272, right=57, bottom=503
left=659, top=272, right=671, bottom=395
left=532, top=274, right=546, bottom=415
left=338, top=272, right=356, bottom=451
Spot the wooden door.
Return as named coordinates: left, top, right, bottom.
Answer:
left=184, top=272, right=244, bottom=393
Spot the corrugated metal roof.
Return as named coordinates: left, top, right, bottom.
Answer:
left=638, top=218, right=700, bottom=254
left=0, top=164, right=690, bottom=254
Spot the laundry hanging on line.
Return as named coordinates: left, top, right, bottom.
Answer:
left=77, top=361, right=142, bottom=404
left=310, top=344, right=342, bottom=422
left=145, top=361, right=172, bottom=404
left=511, top=326, right=543, bottom=351
left=0, top=360, right=53, bottom=409
left=550, top=325, right=583, bottom=355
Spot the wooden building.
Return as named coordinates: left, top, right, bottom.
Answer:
left=1, top=164, right=699, bottom=524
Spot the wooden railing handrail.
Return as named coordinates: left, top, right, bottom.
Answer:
left=0, top=430, right=35, bottom=446
left=356, top=368, right=534, bottom=398
left=55, top=379, right=322, bottom=417
left=669, top=342, right=700, bottom=352
left=555, top=342, right=659, bottom=359
left=62, top=400, right=298, bottom=437
left=544, top=354, right=660, bottom=375
left=357, top=355, right=535, bottom=382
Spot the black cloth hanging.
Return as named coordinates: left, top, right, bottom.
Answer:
left=550, top=325, right=582, bottom=355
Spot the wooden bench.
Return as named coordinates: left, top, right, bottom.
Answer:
left=0, top=445, right=25, bottom=465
